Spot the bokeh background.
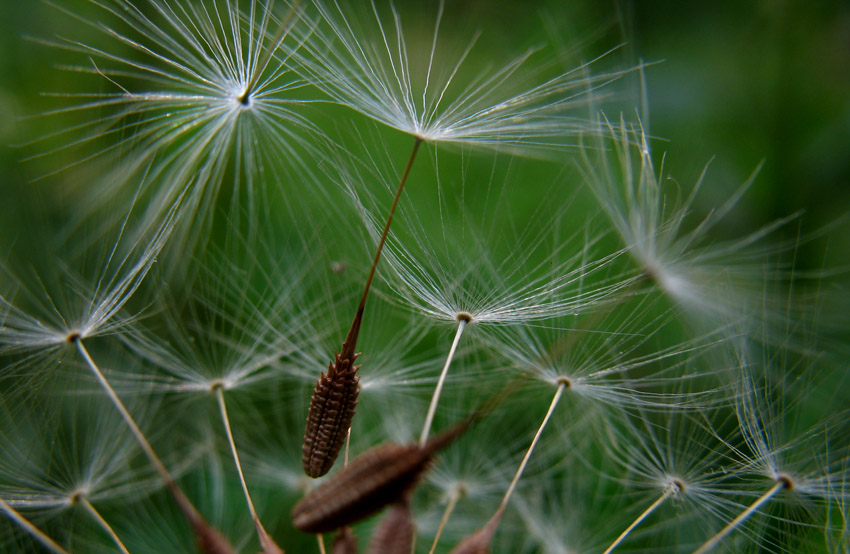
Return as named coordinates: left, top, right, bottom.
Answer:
left=2, top=0, right=849, bottom=263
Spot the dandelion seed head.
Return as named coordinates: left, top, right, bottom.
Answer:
left=580, top=114, right=795, bottom=329
left=30, top=0, right=330, bottom=261
left=297, top=0, right=629, bottom=154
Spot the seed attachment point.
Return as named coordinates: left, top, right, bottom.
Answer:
left=455, top=312, right=473, bottom=323
left=776, top=473, right=795, bottom=491
left=66, top=332, right=81, bottom=344
left=235, top=90, right=251, bottom=107
left=670, top=477, right=686, bottom=494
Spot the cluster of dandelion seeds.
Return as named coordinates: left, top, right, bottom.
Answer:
left=1, top=1, right=848, bottom=554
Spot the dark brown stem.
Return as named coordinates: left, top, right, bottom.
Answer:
left=340, top=137, right=423, bottom=361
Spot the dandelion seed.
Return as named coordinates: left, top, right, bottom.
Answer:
left=600, top=406, right=743, bottom=553
left=296, top=0, right=627, bottom=153
left=74, top=337, right=235, bottom=553
left=579, top=114, right=796, bottom=326
left=0, top=189, right=231, bottom=549
left=32, top=0, right=327, bottom=257
left=303, top=136, right=423, bottom=477
left=695, top=330, right=850, bottom=552
left=293, top=420, right=469, bottom=534
left=488, top=294, right=731, bottom=414
left=0, top=188, right=180, bottom=373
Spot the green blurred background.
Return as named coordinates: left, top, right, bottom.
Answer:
left=2, top=0, right=848, bottom=264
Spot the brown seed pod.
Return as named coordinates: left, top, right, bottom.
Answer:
left=302, top=346, right=360, bottom=478
left=368, top=499, right=414, bottom=554
left=293, top=422, right=469, bottom=534
left=332, top=526, right=358, bottom=554
left=449, top=507, right=504, bottom=554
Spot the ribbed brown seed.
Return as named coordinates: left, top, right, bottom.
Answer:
left=332, top=527, right=358, bottom=554
left=293, top=422, right=470, bottom=534
left=368, top=499, right=414, bottom=554
left=449, top=507, right=504, bottom=554
left=302, top=347, right=360, bottom=478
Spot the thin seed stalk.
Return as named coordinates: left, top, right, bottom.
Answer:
left=348, top=136, right=424, bottom=349
left=77, top=495, right=130, bottom=554
left=0, top=499, right=70, bottom=554
left=317, top=534, right=327, bottom=554
left=692, top=479, right=788, bottom=554
left=428, top=486, right=463, bottom=554
left=450, top=381, right=567, bottom=554
left=500, top=380, right=567, bottom=512
left=420, top=318, right=468, bottom=446
left=75, top=338, right=172, bottom=483
left=602, top=485, right=676, bottom=554
left=74, top=338, right=234, bottom=553
left=215, top=386, right=281, bottom=553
